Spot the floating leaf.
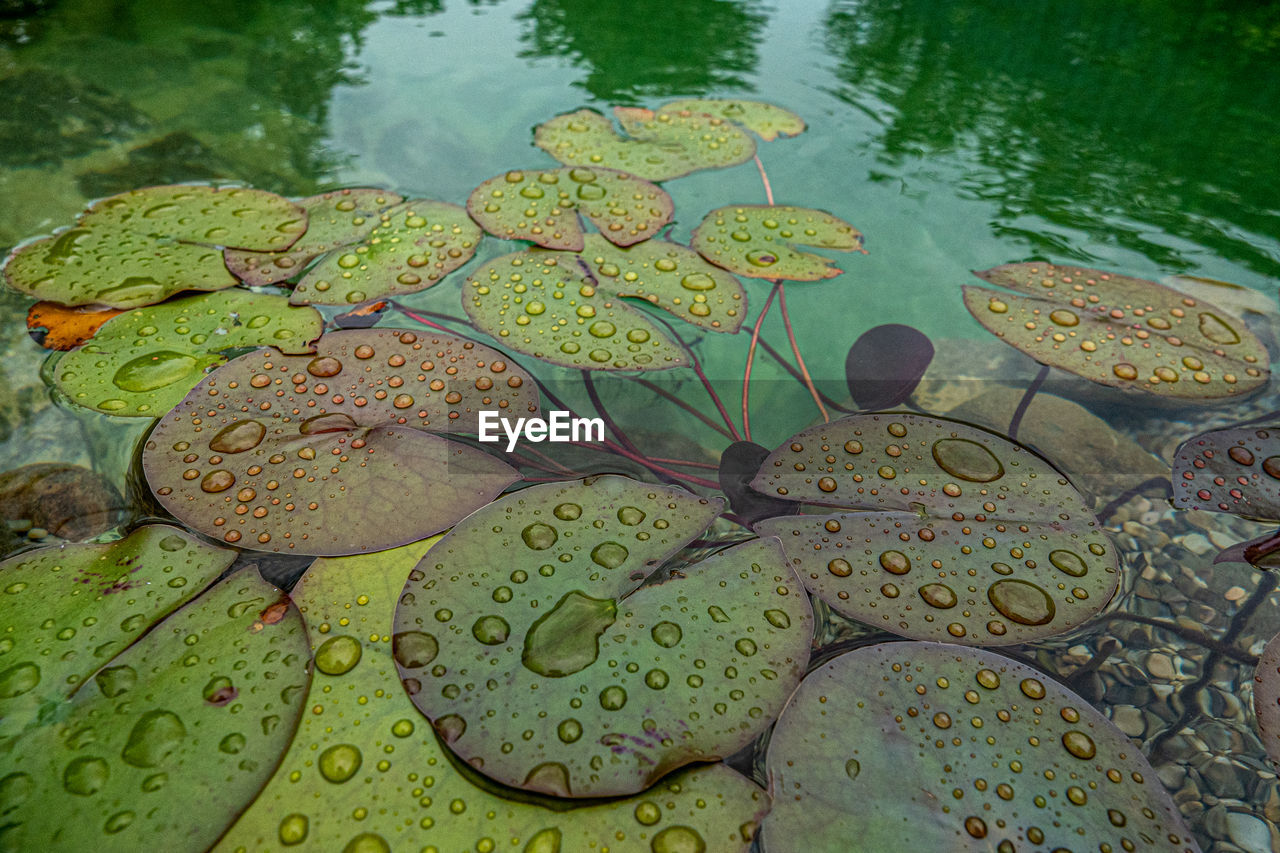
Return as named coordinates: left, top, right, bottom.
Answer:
left=464, top=250, right=689, bottom=371
left=395, top=476, right=811, bottom=797
left=1164, top=274, right=1280, bottom=319
left=142, top=329, right=538, bottom=555
left=844, top=323, right=935, bottom=410
left=576, top=234, right=747, bottom=333
left=53, top=289, right=324, bottom=417
left=467, top=166, right=672, bottom=251
left=718, top=441, right=800, bottom=526
left=1171, top=425, right=1280, bottom=521
left=224, top=188, right=404, bottom=287
left=291, top=200, right=482, bottom=306
left=535, top=107, right=756, bottom=182
left=1254, top=629, right=1280, bottom=765
left=218, top=537, right=769, bottom=852
left=963, top=262, right=1270, bottom=400
left=26, top=301, right=125, bottom=350
left=753, top=414, right=1118, bottom=645
left=0, top=526, right=310, bottom=852
left=762, top=643, right=1200, bottom=853
left=660, top=99, right=806, bottom=141
left=3, top=185, right=306, bottom=308
left=691, top=205, right=864, bottom=281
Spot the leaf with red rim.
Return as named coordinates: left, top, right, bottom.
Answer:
left=964, top=262, right=1269, bottom=400
left=466, top=167, right=672, bottom=251
left=1172, top=425, right=1280, bottom=521
left=753, top=413, right=1118, bottom=645
left=142, top=328, right=539, bottom=555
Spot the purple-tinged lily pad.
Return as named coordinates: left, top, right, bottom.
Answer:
left=845, top=323, right=935, bottom=410
left=762, top=643, right=1200, bottom=853
left=467, top=166, right=672, bottom=251
left=0, top=526, right=310, bottom=852
left=535, top=107, right=756, bottom=182
left=142, top=329, right=538, bottom=555
left=719, top=441, right=801, bottom=526
left=464, top=251, right=690, bottom=371
left=753, top=414, right=1118, bottom=645
left=576, top=233, right=747, bottom=333
left=394, top=475, right=812, bottom=798
left=3, top=185, right=306, bottom=308
left=691, top=205, right=864, bottom=281
left=218, top=536, right=769, bottom=851
left=290, top=200, right=482, bottom=306
left=53, top=289, right=323, bottom=417
left=1172, top=425, right=1280, bottom=521
left=1254, top=629, right=1280, bottom=765
left=224, top=188, right=404, bottom=287
left=659, top=99, right=806, bottom=141
left=964, top=262, right=1269, bottom=400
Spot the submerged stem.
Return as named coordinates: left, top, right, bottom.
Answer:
left=778, top=285, right=829, bottom=423
left=1008, top=364, right=1050, bottom=441
left=743, top=284, right=781, bottom=442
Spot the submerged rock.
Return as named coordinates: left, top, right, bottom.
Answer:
left=0, top=463, right=128, bottom=540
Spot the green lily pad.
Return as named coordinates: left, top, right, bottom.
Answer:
left=467, top=166, right=673, bottom=251
left=291, top=200, right=483, bottom=306
left=753, top=414, right=1118, bottom=645
left=1171, top=425, right=1280, bottom=520
left=659, top=99, right=805, bottom=141
left=535, top=107, right=756, bottom=182
left=464, top=250, right=690, bottom=371
left=1254, top=629, right=1280, bottom=764
left=963, top=262, right=1270, bottom=400
left=52, top=290, right=323, bottom=417
left=141, top=328, right=538, bottom=556
left=3, top=185, right=307, bottom=308
left=762, top=643, right=1200, bottom=853
left=577, top=234, right=747, bottom=333
left=224, top=188, right=404, bottom=287
left=691, top=205, right=864, bottom=281
left=0, top=526, right=310, bottom=852
left=394, top=475, right=811, bottom=798
left=0, top=524, right=234, bottom=741
left=218, top=536, right=769, bottom=852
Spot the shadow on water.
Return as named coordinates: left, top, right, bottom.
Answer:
left=823, top=0, right=1280, bottom=276
left=517, top=0, right=768, bottom=103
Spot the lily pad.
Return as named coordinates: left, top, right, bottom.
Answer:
left=577, top=233, right=747, bottom=333
left=53, top=289, right=324, bottom=417
left=753, top=414, right=1119, bottom=645
left=0, top=525, right=310, bottom=852
left=762, top=643, right=1200, bottom=853
left=394, top=475, right=812, bottom=797
left=535, top=107, right=756, bottom=182
left=1254, top=629, right=1280, bottom=765
left=218, top=536, right=769, bottom=852
left=26, top=301, right=125, bottom=350
left=844, top=323, right=935, bottom=410
left=691, top=205, right=864, bottom=281
left=963, top=262, right=1270, bottom=400
left=467, top=166, right=672, bottom=251
left=464, top=250, right=690, bottom=371
left=1171, top=425, right=1280, bottom=520
left=659, top=99, right=806, bottom=141
left=224, top=188, right=404, bottom=287
left=141, top=328, right=538, bottom=555
left=3, top=185, right=307, bottom=308
left=290, top=199, right=482, bottom=306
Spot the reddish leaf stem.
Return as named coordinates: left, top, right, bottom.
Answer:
left=742, top=283, right=781, bottom=442
left=777, top=284, right=829, bottom=423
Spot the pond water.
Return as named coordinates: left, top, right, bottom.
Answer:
left=1, top=0, right=1280, bottom=850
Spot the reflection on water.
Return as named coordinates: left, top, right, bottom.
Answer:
left=824, top=0, right=1280, bottom=276
left=518, top=0, right=767, bottom=103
